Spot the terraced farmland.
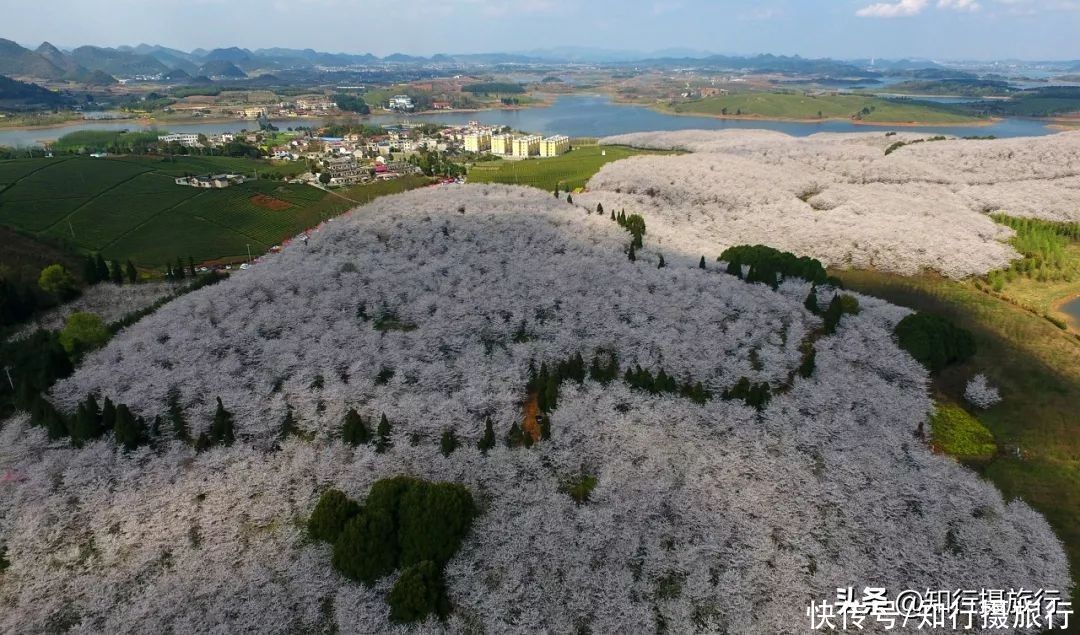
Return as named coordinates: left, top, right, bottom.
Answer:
left=0, top=156, right=432, bottom=266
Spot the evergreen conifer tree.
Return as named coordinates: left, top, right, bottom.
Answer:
left=167, top=388, right=190, bottom=443
left=280, top=405, right=298, bottom=440
left=210, top=397, right=235, bottom=446
left=375, top=414, right=392, bottom=453
left=125, top=260, right=137, bottom=284
left=596, top=203, right=604, bottom=215
left=175, top=257, right=186, bottom=280
left=699, top=256, right=707, bottom=269
left=478, top=418, right=496, bottom=454
left=83, top=255, right=99, bottom=284
left=101, top=397, right=117, bottom=431
left=440, top=428, right=458, bottom=457
left=566, top=194, right=573, bottom=204
left=94, top=254, right=109, bottom=283
left=658, top=254, right=666, bottom=269
left=188, top=256, right=197, bottom=278
left=628, top=243, right=636, bottom=262
left=539, top=414, right=551, bottom=440
left=114, top=403, right=144, bottom=450
left=804, top=286, right=819, bottom=315
left=109, top=260, right=123, bottom=285
left=505, top=422, right=524, bottom=448
left=342, top=408, right=371, bottom=445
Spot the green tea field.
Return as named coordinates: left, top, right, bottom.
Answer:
left=466, top=144, right=675, bottom=192
left=0, top=156, right=432, bottom=266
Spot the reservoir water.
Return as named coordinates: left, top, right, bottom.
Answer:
left=0, top=94, right=1057, bottom=147
left=1062, top=296, right=1080, bottom=330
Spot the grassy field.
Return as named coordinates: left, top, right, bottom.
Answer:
left=666, top=91, right=982, bottom=124
left=835, top=268, right=1080, bottom=595
left=466, top=144, right=675, bottom=192
left=0, top=155, right=431, bottom=267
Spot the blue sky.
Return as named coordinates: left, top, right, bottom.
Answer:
left=5, top=0, right=1079, bottom=60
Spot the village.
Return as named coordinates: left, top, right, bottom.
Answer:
left=162, top=119, right=575, bottom=189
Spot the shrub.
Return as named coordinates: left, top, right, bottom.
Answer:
left=719, top=245, right=828, bottom=287
left=38, top=264, right=78, bottom=301
left=308, top=489, right=361, bottom=543
left=894, top=313, right=975, bottom=373
left=388, top=560, right=451, bottom=623
left=564, top=473, right=598, bottom=505
left=58, top=312, right=110, bottom=357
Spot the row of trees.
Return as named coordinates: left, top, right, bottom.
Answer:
left=82, top=254, right=137, bottom=286
left=308, top=478, right=476, bottom=623
left=720, top=244, right=830, bottom=289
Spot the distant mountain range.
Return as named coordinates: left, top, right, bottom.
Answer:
left=1, top=38, right=1078, bottom=83
left=0, top=74, right=70, bottom=110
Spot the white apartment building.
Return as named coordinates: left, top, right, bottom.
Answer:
left=158, top=133, right=200, bottom=147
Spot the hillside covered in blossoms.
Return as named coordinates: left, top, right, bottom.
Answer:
left=0, top=184, right=1069, bottom=632
left=578, top=130, right=1080, bottom=278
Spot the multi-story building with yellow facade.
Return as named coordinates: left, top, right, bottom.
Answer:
left=464, top=132, right=491, bottom=153
left=540, top=135, right=570, bottom=157
left=512, top=135, right=542, bottom=158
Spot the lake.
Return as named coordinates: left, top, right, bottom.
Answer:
left=1062, top=296, right=1080, bottom=330
left=0, top=94, right=1056, bottom=147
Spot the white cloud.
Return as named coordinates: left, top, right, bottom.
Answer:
left=938, top=0, right=981, bottom=11
left=856, top=0, right=930, bottom=17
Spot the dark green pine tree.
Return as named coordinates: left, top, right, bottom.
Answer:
left=477, top=418, right=496, bottom=455
left=71, top=402, right=96, bottom=447
left=440, top=428, right=458, bottom=457
left=167, top=388, right=190, bottom=443
left=110, top=260, right=123, bottom=285
left=210, top=397, right=235, bottom=446
left=94, top=254, right=110, bottom=283
left=804, top=286, right=819, bottom=315
left=596, top=202, right=604, bottom=215
left=798, top=348, right=816, bottom=378
left=699, top=256, right=707, bottom=269
left=280, top=404, right=298, bottom=440
left=610, top=209, right=616, bottom=221
left=657, top=254, right=666, bottom=269
left=726, top=259, right=742, bottom=279
left=628, top=243, right=636, bottom=262
left=539, top=414, right=551, bottom=440
left=113, top=403, right=145, bottom=450
left=101, top=397, right=117, bottom=431
left=505, top=421, right=524, bottom=448
left=553, top=184, right=559, bottom=198
left=375, top=414, right=392, bottom=453
left=125, top=260, right=138, bottom=284
left=342, top=408, right=371, bottom=446
left=188, top=256, right=197, bottom=278
left=566, top=194, right=573, bottom=205
left=40, top=397, right=69, bottom=441
left=175, top=257, right=186, bottom=280
left=83, top=255, right=99, bottom=284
